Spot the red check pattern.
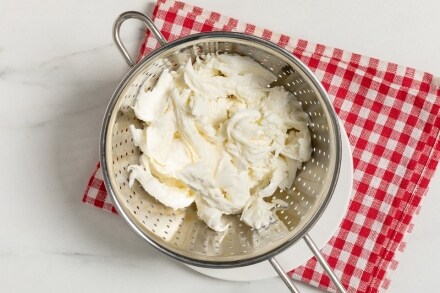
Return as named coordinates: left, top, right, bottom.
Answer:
left=83, top=0, right=440, bottom=292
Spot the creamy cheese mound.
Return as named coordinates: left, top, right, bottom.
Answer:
left=128, top=53, right=311, bottom=232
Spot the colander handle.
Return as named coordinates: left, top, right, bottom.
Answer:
left=303, top=234, right=347, bottom=292
left=269, top=234, right=347, bottom=293
left=112, top=11, right=167, bottom=67
left=269, top=257, right=301, bottom=293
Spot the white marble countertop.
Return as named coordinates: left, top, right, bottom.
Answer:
left=1, top=0, right=439, bottom=292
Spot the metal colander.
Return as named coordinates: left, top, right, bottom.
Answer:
left=100, top=12, right=345, bottom=293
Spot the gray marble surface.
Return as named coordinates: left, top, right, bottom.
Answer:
left=0, top=0, right=439, bottom=292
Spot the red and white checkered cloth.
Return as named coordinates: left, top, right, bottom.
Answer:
left=83, top=0, right=440, bottom=291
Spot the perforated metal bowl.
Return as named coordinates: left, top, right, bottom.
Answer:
left=100, top=11, right=345, bottom=293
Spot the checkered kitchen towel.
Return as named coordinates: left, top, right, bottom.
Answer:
left=83, top=0, right=440, bottom=291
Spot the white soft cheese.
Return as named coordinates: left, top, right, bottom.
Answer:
left=128, top=53, right=311, bottom=231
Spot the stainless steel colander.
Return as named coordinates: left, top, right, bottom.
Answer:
left=101, top=11, right=346, bottom=293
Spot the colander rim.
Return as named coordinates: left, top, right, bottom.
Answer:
left=100, top=31, right=342, bottom=268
